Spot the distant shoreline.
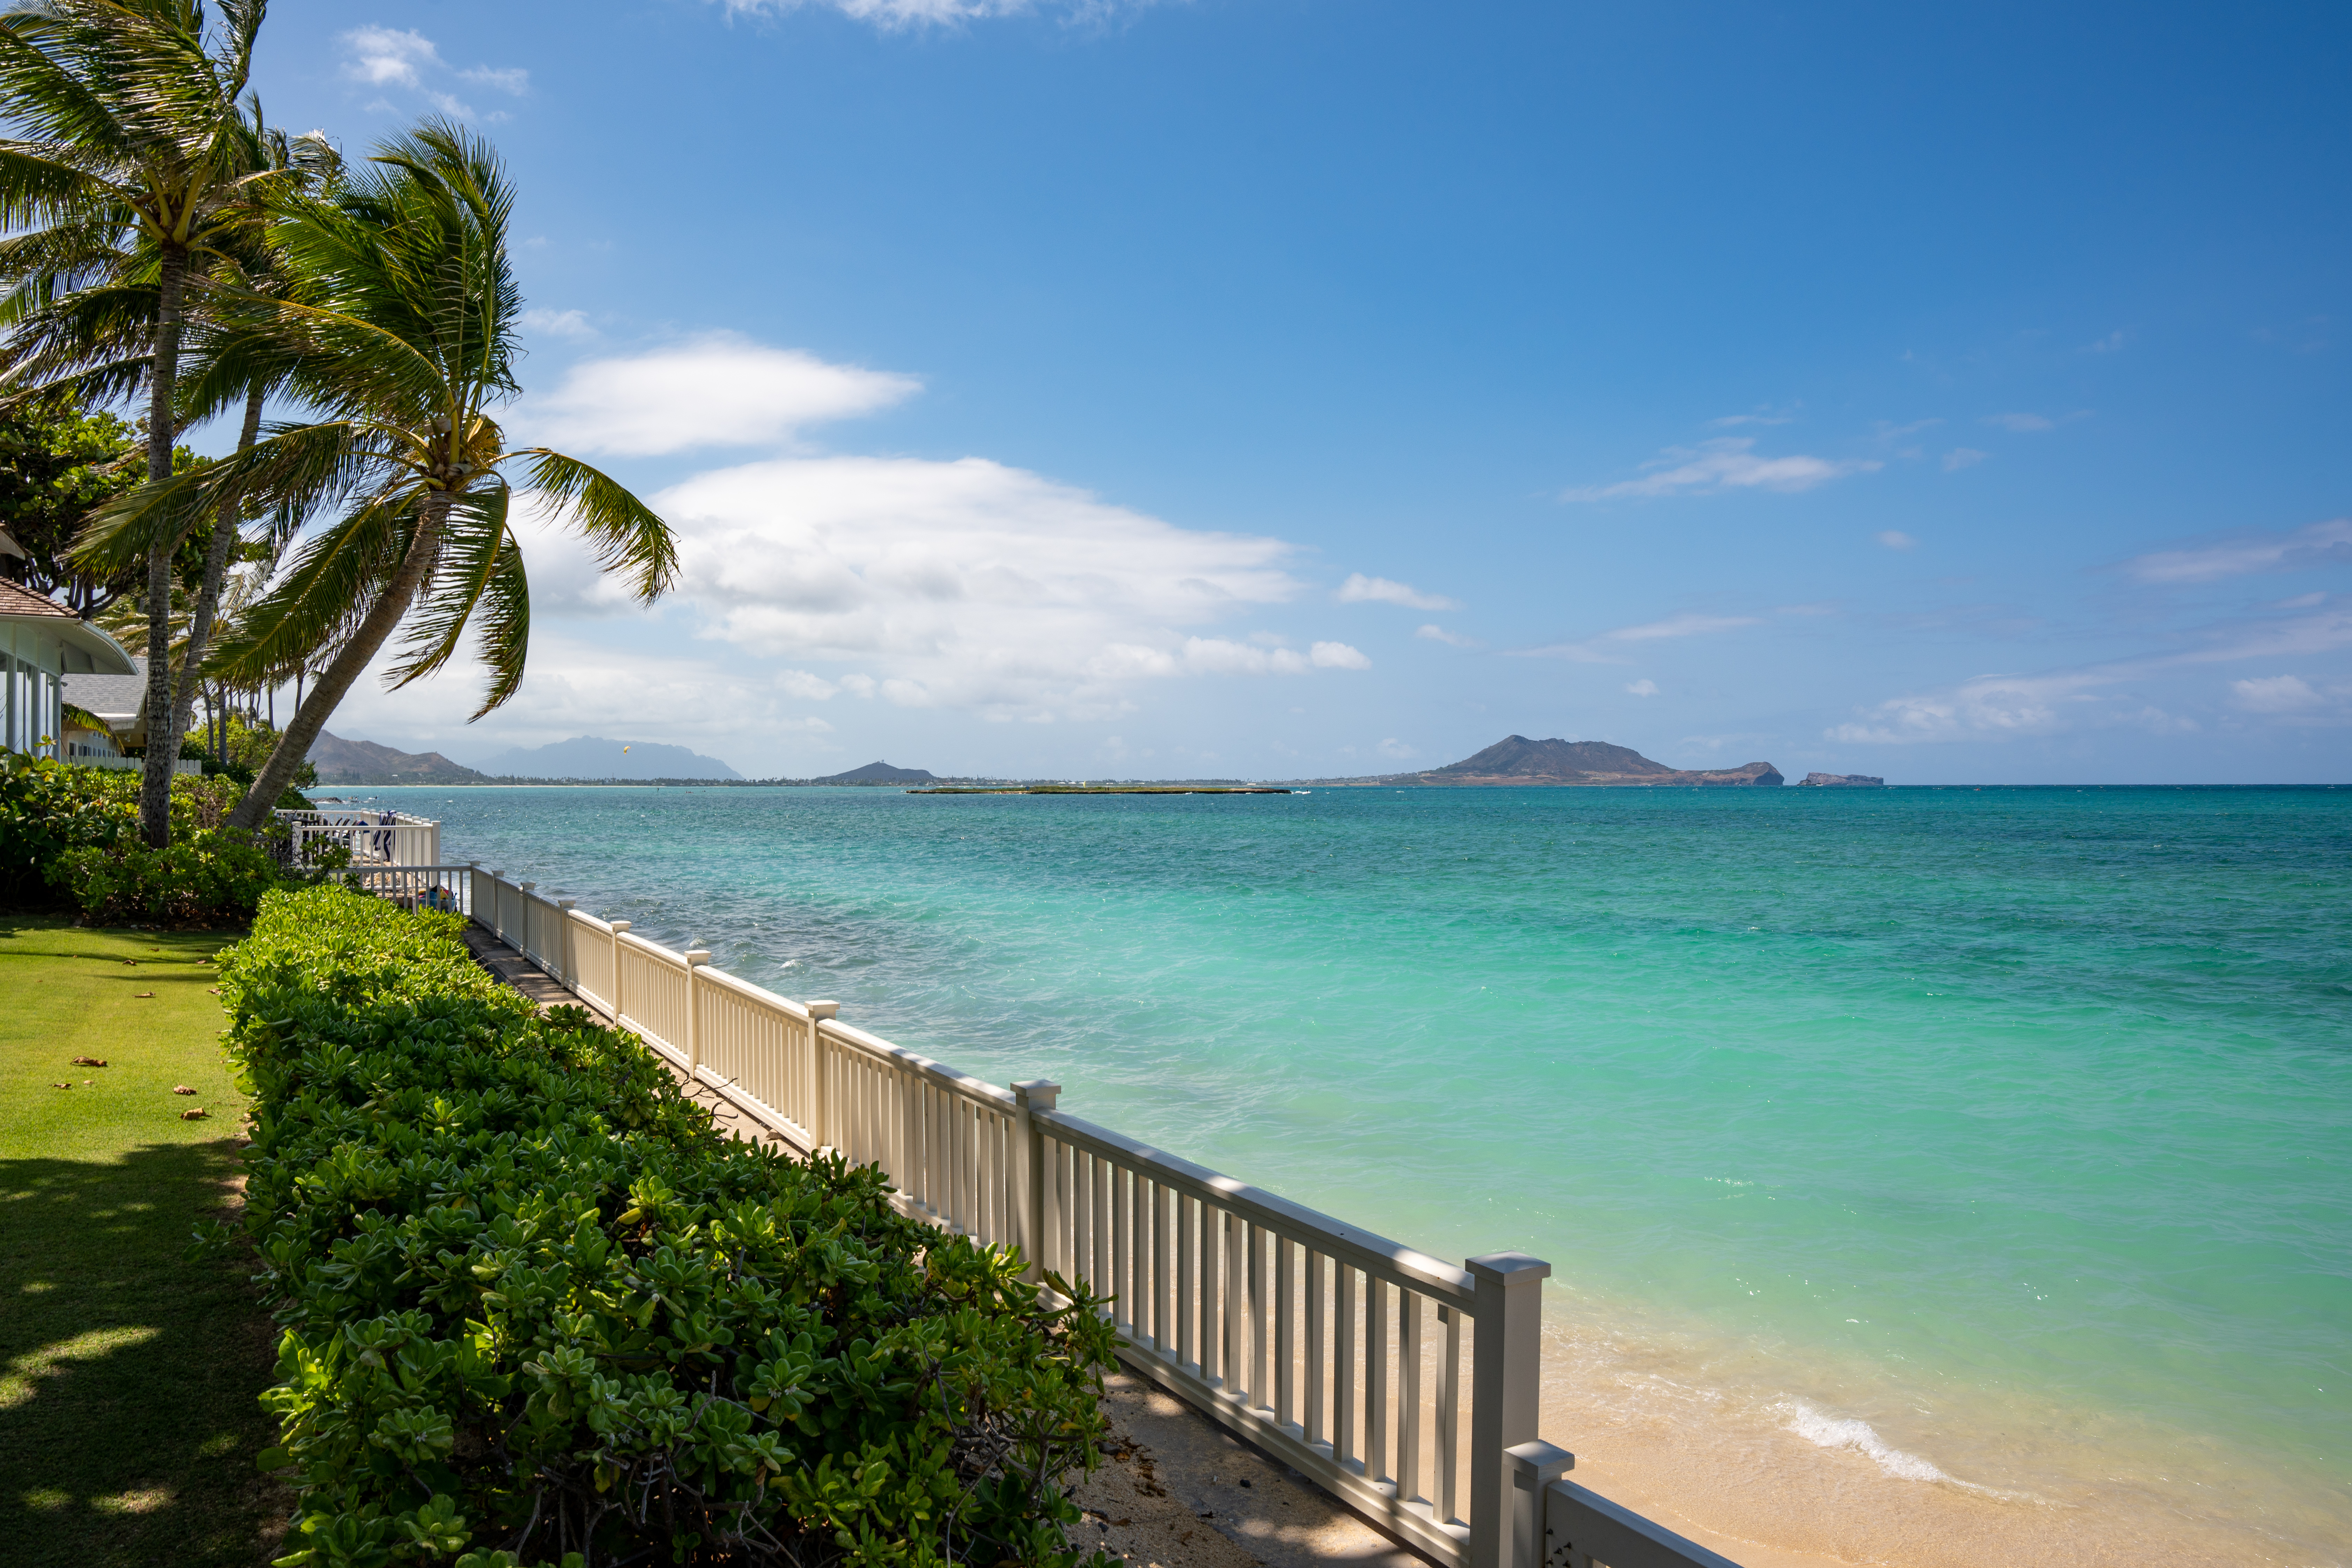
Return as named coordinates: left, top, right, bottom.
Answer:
left=325, top=779, right=2352, bottom=792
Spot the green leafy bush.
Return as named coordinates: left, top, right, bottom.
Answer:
left=220, top=886, right=1116, bottom=1568
left=0, top=750, right=301, bottom=921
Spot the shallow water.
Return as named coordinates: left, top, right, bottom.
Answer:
left=364, top=782, right=2352, bottom=1563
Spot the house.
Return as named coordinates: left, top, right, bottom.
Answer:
left=0, top=580, right=199, bottom=773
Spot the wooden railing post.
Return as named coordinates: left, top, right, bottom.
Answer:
left=1507, top=1441, right=1573, bottom=1568
left=684, top=949, right=712, bottom=1073
left=556, top=901, right=576, bottom=987
left=608, top=922, right=630, bottom=1024
left=466, top=862, right=480, bottom=923
left=806, top=1002, right=840, bottom=1150
left=486, top=872, right=504, bottom=942
left=1012, top=1080, right=1063, bottom=1283
left=1468, top=1252, right=1550, bottom=1568
left=519, top=883, right=537, bottom=964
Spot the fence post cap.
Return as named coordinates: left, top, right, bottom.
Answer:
left=467, top=859, right=480, bottom=866
left=684, top=949, right=712, bottom=966
left=805, top=1000, right=840, bottom=1021
left=1467, top=1251, right=1552, bottom=1285
left=519, top=881, right=536, bottom=892
left=1507, top=1440, right=1574, bottom=1487
left=608, top=920, right=631, bottom=932
left=557, top=899, right=576, bottom=910
left=1012, top=1079, right=1063, bottom=1109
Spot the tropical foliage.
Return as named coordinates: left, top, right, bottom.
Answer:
left=0, top=745, right=293, bottom=919
left=0, top=0, right=279, bottom=843
left=221, top=888, right=1119, bottom=1568
left=82, top=120, right=677, bottom=829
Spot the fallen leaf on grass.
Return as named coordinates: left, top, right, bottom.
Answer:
left=179, top=1108, right=207, bottom=1120
left=71, top=1055, right=107, bottom=1067
left=120, top=958, right=138, bottom=966
left=51, top=1081, right=72, bottom=1089
left=172, top=1085, right=197, bottom=1095
left=133, top=991, right=154, bottom=998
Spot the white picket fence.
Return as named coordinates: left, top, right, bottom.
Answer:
left=340, top=861, right=1742, bottom=1568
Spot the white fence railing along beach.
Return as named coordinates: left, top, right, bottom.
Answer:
left=332, top=851, right=1744, bottom=1568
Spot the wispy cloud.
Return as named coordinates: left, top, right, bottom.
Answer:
left=2231, top=675, right=2322, bottom=713
left=1829, top=608, right=2352, bottom=743
left=341, top=27, right=527, bottom=122
left=1876, top=530, right=1920, bottom=551
left=1626, top=679, right=1659, bottom=697
left=1515, top=611, right=1761, bottom=663
left=1561, top=437, right=1879, bottom=502
left=519, top=308, right=595, bottom=340
left=2122, top=518, right=2352, bottom=586
left=2082, top=329, right=2129, bottom=354
left=1982, top=411, right=2054, bottom=433
left=1942, top=447, right=1986, bottom=471
left=517, top=333, right=921, bottom=456
left=1336, top=573, right=1460, bottom=611
left=343, top=26, right=440, bottom=86
left=714, top=0, right=1165, bottom=28
left=1415, top=624, right=1479, bottom=648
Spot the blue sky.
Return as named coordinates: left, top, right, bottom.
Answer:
left=236, top=1, right=2349, bottom=782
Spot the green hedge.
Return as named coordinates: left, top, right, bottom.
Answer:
left=220, top=886, right=1116, bottom=1568
left=0, top=750, right=305, bottom=922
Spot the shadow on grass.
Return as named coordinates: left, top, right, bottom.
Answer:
left=0, top=1140, right=289, bottom=1568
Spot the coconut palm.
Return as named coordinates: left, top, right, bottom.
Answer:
left=8, top=108, right=337, bottom=756
left=79, top=121, right=676, bottom=831
left=0, top=0, right=269, bottom=842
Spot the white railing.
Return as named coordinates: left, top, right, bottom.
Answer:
left=278, top=807, right=440, bottom=868
left=66, top=751, right=203, bottom=775
left=377, top=862, right=1735, bottom=1568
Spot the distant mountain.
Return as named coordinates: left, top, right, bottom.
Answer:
left=310, top=730, right=490, bottom=786
left=1798, top=772, right=1886, bottom=787
left=467, top=736, right=743, bottom=781
left=816, top=760, right=938, bottom=784
left=1416, top=735, right=1783, bottom=786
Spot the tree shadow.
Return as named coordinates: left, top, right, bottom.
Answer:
left=0, top=1140, right=290, bottom=1568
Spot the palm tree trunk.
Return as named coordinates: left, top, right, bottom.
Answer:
left=168, top=382, right=266, bottom=751
left=136, top=243, right=188, bottom=847
left=226, top=493, right=451, bottom=831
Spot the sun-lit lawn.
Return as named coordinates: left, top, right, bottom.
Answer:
left=0, top=913, right=286, bottom=1567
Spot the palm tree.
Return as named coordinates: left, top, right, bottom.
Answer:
left=80, top=122, right=677, bottom=831
left=0, top=0, right=269, bottom=843
left=6, top=105, right=337, bottom=759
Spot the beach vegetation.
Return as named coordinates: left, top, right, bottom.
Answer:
left=222, top=885, right=1117, bottom=1567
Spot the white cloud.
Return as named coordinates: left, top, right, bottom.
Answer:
left=1416, top=624, right=1478, bottom=648
left=1983, top=412, right=2054, bottom=433
left=1375, top=737, right=1417, bottom=759
left=424, top=90, right=479, bottom=119
left=1561, top=437, right=1880, bottom=502
left=1877, top=530, right=1920, bottom=550
left=714, top=0, right=1161, bottom=27
left=1830, top=609, right=2352, bottom=743
left=2231, top=675, right=2322, bottom=713
left=1336, top=573, right=1460, bottom=610
left=519, top=334, right=921, bottom=456
left=460, top=66, right=530, bottom=94
left=1942, top=448, right=1986, bottom=471
left=520, top=453, right=1373, bottom=721
left=2123, top=519, right=2352, bottom=585
left=2083, top=330, right=2129, bottom=354
left=519, top=308, right=595, bottom=340
left=1516, top=611, right=1761, bottom=663
left=343, top=26, right=440, bottom=86
left=1626, top=679, right=1659, bottom=697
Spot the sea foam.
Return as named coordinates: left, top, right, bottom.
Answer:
left=1777, top=1400, right=1953, bottom=1483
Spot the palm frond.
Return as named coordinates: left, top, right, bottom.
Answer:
left=510, top=448, right=677, bottom=602
left=204, top=492, right=409, bottom=685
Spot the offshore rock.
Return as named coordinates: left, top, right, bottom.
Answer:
left=1798, top=772, right=1886, bottom=787
left=1413, top=735, right=1784, bottom=787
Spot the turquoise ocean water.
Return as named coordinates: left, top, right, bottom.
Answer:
left=364, top=782, right=2350, bottom=1561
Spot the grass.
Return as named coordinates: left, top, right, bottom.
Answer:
left=0, top=913, right=287, bottom=1568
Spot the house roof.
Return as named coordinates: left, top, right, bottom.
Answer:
left=0, top=579, right=72, bottom=618
left=64, top=658, right=149, bottom=729
left=0, top=582, right=139, bottom=675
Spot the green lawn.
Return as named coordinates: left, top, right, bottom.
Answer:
left=0, top=914, right=287, bottom=1567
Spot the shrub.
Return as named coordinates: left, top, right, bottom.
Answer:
left=220, top=886, right=1116, bottom=1568
left=0, top=750, right=307, bottom=920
